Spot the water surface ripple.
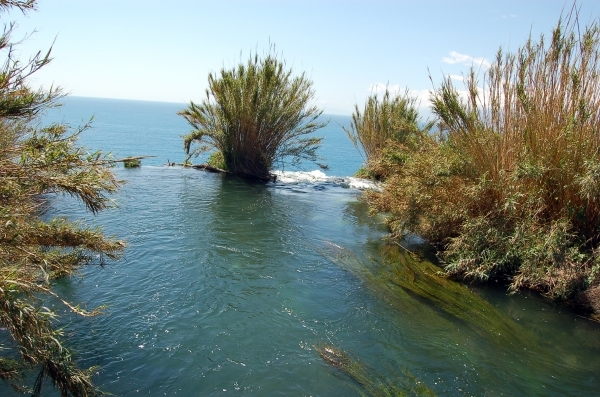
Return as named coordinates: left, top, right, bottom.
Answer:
left=7, top=97, right=598, bottom=396
left=32, top=167, right=598, bottom=396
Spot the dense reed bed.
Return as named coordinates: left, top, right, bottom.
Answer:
left=354, top=10, right=600, bottom=316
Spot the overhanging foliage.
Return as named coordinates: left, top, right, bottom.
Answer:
left=0, top=1, right=124, bottom=395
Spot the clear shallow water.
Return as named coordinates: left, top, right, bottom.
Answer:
left=10, top=97, right=600, bottom=396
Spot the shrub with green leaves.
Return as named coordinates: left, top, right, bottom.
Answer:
left=366, top=9, right=600, bottom=314
left=179, top=50, right=327, bottom=180
left=123, top=158, right=141, bottom=168
left=207, top=150, right=228, bottom=171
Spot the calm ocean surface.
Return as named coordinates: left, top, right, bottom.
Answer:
left=44, top=96, right=362, bottom=176
left=13, top=97, right=600, bottom=396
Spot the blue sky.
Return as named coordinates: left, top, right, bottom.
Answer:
left=6, top=0, right=600, bottom=115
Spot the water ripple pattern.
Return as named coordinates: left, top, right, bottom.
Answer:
left=8, top=97, right=598, bottom=396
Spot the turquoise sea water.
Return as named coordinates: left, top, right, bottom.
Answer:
left=8, top=97, right=600, bottom=396
left=47, top=96, right=362, bottom=176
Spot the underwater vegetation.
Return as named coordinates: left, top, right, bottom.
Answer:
left=318, top=239, right=598, bottom=394
left=320, top=241, right=534, bottom=348
left=315, top=343, right=436, bottom=397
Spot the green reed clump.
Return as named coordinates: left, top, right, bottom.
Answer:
left=315, top=343, right=435, bottom=397
left=179, top=49, right=327, bottom=180
left=344, top=88, right=432, bottom=180
left=366, top=10, right=600, bottom=314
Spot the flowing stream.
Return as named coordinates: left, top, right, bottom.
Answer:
left=5, top=97, right=599, bottom=396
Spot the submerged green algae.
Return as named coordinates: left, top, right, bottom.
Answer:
left=315, top=343, right=435, bottom=397
left=318, top=238, right=600, bottom=395
left=320, top=240, right=540, bottom=350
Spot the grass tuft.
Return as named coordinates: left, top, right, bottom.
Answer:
left=179, top=48, right=327, bottom=180
left=344, top=87, right=432, bottom=180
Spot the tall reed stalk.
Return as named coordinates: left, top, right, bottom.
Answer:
left=345, top=89, right=431, bottom=179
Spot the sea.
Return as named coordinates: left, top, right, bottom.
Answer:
left=7, top=96, right=600, bottom=396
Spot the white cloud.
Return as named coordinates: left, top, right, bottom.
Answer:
left=409, top=89, right=431, bottom=107
left=449, top=74, right=464, bottom=81
left=442, top=51, right=491, bottom=69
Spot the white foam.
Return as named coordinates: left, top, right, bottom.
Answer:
left=345, top=177, right=380, bottom=190
left=272, top=170, right=328, bottom=183
left=271, top=170, right=381, bottom=191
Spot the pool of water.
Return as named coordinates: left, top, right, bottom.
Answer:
left=6, top=97, right=599, bottom=396
left=25, top=166, right=599, bottom=396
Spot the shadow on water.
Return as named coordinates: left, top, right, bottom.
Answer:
left=210, top=176, right=279, bottom=239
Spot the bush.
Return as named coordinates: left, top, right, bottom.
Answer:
left=344, top=88, right=432, bottom=180
left=366, top=10, right=600, bottom=311
left=123, top=158, right=141, bottom=168
left=179, top=50, right=327, bottom=180
left=207, top=150, right=228, bottom=171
